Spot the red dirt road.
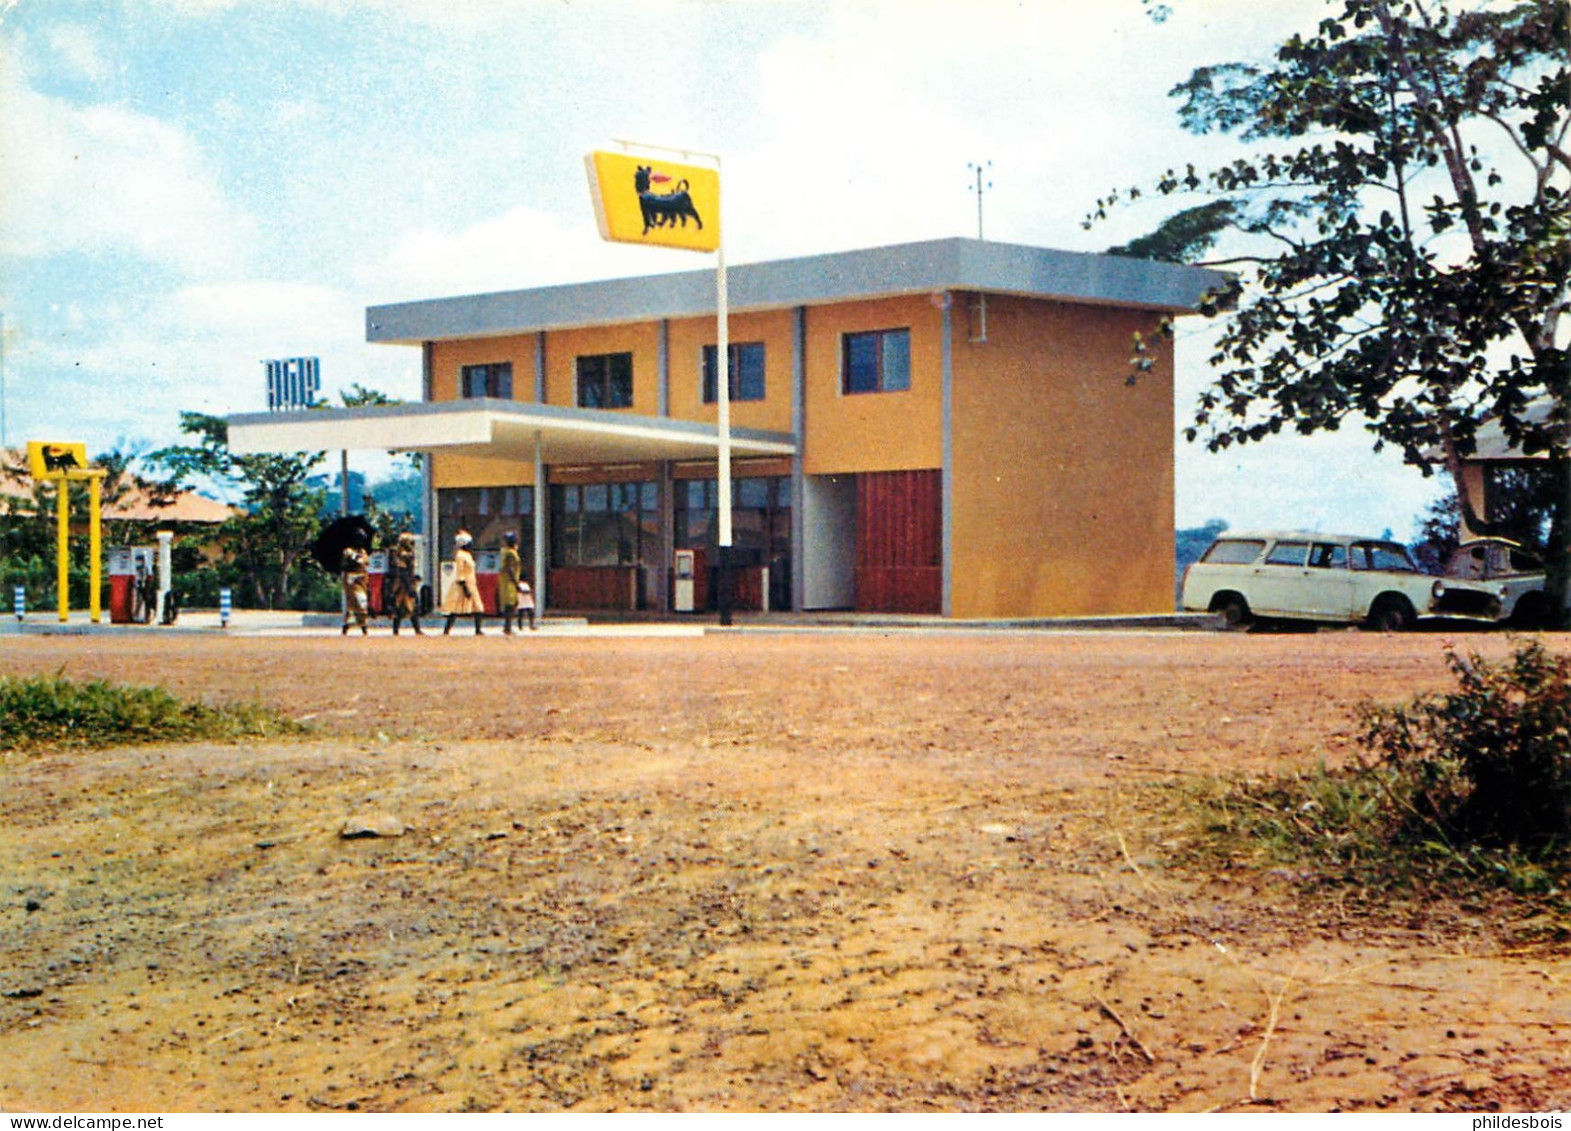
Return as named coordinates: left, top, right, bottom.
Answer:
left=0, top=629, right=1566, bottom=1112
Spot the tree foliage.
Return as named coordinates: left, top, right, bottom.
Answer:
left=1093, top=0, right=1569, bottom=607
left=148, top=412, right=330, bottom=609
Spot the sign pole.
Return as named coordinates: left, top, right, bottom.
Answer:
left=717, top=219, right=731, bottom=550
left=56, top=479, right=69, bottom=623
left=716, top=216, right=734, bottom=625
left=89, top=474, right=102, bottom=624
left=585, top=141, right=729, bottom=613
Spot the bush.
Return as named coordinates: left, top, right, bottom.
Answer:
left=0, top=674, right=308, bottom=751
left=1188, top=641, right=1570, bottom=910
left=1361, top=640, right=1571, bottom=852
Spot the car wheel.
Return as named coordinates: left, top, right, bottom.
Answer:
left=1366, top=594, right=1415, bottom=633
left=1212, top=593, right=1252, bottom=631
left=1509, top=593, right=1551, bottom=630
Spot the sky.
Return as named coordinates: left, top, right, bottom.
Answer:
left=0, top=0, right=1452, bottom=538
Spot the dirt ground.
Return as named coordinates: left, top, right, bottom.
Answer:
left=0, top=628, right=1566, bottom=1113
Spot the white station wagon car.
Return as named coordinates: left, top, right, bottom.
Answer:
left=1181, top=530, right=1447, bottom=631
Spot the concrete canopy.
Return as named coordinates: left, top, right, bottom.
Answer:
left=226, top=399, right=797, bottom=464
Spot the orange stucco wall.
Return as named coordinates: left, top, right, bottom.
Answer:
left=666, top=309, right=796, bottom=433
left=429, top=335, right=538, bottom=489
left=801, top=295, right=944, bottom=475
left=542, top=323, right=662, bottom=416
left=947, top=294, right=1175, bottom=618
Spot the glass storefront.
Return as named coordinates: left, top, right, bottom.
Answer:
left=675, top=476, right=792, bottom=609
left=550, top=481, right=660, bottom=568
left=439, top=474, right=792, bottom=610
left=437, top=486, right=535, bottom=573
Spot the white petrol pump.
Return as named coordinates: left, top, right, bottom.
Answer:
left=672, top=548, right=697, bottom=613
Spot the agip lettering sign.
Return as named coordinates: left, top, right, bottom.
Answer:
left=585, top=150, right=719, bottom=253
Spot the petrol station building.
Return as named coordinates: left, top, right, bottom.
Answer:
left=228, top=237, right=1224, bottom=619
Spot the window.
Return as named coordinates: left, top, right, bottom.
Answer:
left=461, top=362, right=512, bottom=399
left=1265, top=540, right=1309, bottom=566
left=551, top=479, right=658, bottom=567
left=1308, top=543, right=1347, bottom=569
left=1201, top=539, right=1266, bottom=565
left=577, top=352, right=634, bottom=409
left=702, top=342, right=766, bottom=403
left=842, top=328, right=911, bottom=394
left=436, top=485, right=533, bottom=569
left=1353, top=542, right=1417, bottom=572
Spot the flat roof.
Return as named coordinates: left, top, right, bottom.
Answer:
left=227, top=399, right=797, bottom=465
left=365, top=237, right=1230, bottom=345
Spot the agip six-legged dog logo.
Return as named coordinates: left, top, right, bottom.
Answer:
left=634, top=166, right=704, bottom=235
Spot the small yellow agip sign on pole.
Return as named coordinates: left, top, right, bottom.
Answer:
left=27, top=441, right=107, bottom=625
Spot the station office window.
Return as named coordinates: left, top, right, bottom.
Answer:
left=842, top=328, right=911, bottom=394
left=577, top=352, right=634, bottom=409
left=461, top=362, right=512, bottom=399
left=702, top=342, right=766, bottom=403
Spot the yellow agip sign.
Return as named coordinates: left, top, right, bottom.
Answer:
left=585, top=150, right=719, bottom=253
left=27, top=441, right=88, bottom=479
left=24, top=440, right=108, bottom=624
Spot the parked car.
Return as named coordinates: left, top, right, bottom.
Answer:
left=1181, top=530, right=1454, bottom=631
left=1431, top=537, right=1550, bottom=627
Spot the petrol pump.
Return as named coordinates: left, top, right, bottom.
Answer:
left=672, top=549, right=697, bottom=613
left=366, top=550, right=388, bottom=615
left=107, top=545, right=158, bottom=624
left=472, top=548, right=500, bottom=613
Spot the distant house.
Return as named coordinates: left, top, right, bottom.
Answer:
left=0, top=450, right=234, bottom=536
left=1424, top=401, right=1564, bottom=540
left=228, top=237, right=1224, bottom=618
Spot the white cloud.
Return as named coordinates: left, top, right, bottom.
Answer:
left=0, top=67, right=255, bottom=277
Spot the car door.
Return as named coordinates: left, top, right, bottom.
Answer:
left=1305, top=540, right=1355, bottom=620
left=1250, top=539, right=1310, bottom=616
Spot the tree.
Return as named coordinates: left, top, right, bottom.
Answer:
left=334, top=383, right=422, bottom=546
left=148, top=412, right=329, bottom=608
left=1093, top=0, right=1570, bottom=617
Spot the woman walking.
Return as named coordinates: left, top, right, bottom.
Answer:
left=441, top=530, right=486, bottom=635
left=388, top=531, right=423, bottom=636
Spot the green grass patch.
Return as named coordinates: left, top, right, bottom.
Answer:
left=1187, top=765, right=1567, bottom=902
left=0, top=672, right=308, bottom=751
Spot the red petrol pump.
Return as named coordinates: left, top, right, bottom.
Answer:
left=366, top=550, right=388, bottom=615
left=472, top=548, right=501, bottom=613
left=107, top=545, right=161, bottom=624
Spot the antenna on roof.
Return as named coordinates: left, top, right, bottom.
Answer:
left=966, top=163, right=993, bottom=343
left=967, top=160, right=993, bottom=240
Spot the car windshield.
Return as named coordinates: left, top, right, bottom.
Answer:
left=1352, top=542, right=1416, bottom=572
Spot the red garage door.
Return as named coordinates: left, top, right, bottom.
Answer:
left=856, top=470, right=942, bottom=614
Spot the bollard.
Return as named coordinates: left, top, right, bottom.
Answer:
left=219, top=587, right=232, bottom=629
left=13, top=585, right=24, bottom=622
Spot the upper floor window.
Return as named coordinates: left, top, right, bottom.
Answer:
left=842, top=328, right=910, bottom=394
left=577, top=352, right=634, bottom=409
left=702, top=342, right=766, bottom=403
left=461, top=362, right=512, bottom=399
